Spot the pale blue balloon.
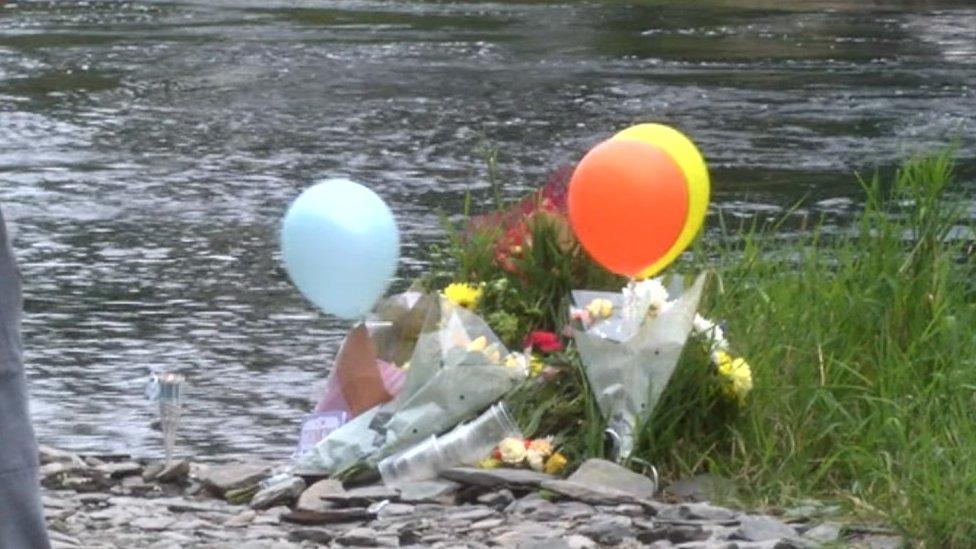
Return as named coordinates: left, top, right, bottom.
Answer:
left=281, top=179, right=400, bottom=319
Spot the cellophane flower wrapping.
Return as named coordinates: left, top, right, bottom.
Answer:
left=572, top=273, right=706, bottom=461
left=295, top=294, right=526, bottom=474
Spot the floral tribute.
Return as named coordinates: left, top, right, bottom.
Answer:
left=423, top=164, right=752, bottom=475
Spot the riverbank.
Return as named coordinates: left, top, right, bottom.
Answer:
left=39, top=445, right=899, bottom=548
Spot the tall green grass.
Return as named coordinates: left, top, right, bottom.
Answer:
left=654, top=152, right=976, bottom=546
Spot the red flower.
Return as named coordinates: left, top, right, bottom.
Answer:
left=522, top=331, right=563, bottom=354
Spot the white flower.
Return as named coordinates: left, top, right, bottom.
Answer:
left=622, top=278, right=671, bottom=323
left=498, top=437, right=527, bottom=464
left=693, top=314, right=729, bottom=352
left=526, top=450, right=545, bottom=472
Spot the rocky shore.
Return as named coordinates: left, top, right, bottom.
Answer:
left=39, top=446, right=900, bottom=549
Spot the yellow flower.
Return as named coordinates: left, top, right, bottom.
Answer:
left=529, top=354, right=545, bottom=377
left=475, top=457, right=501, bottom=469
left=498, top=437, right=527, bottom=464
left=544, top=452, right=567, bottom=475
left=466, top=336, right=487, bottom=353
left=443, top=283, right=482, bottom=310
left=528, top=438, right=553, bottom=457
left=585, top=298, right=613, bottom=319
left=526, top=450, right=545, bottom=472
left=504, top=353, right=525, bottom=369
left=714, top=351, right=753, bottom=405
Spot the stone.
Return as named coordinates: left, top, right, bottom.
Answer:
left=375, top=502, right=416, bottom=518
left=447, top=505, right=497, bottom=522
left=339, top=526, right=400, bottom=547
left=492, top=522, right=565, bottom=546
left=41, top=461, right=85, bottom=478
left=441, top=467, right=553, bottom=490
left=397, top=479, right=460, bottom=504
left=477, top=488, right=515, bottom=508
left=96, top=462, right=143, bottom=479
left=131, top=516, right=176, bottom=531
left=658, top=503, right=739, bottom=523
left=567, top=459, right=657, bottom=501
left=517, top=538, right=571, bottom=549
left=141, top=459, right=190, bottom=483
left=224, top=509, right=257, bottom=527
left=733, top=515, right=798, bottom=542
left=281, top=507, right=375, bottom=525
left=250, top=476, right=306, bottom=510
left=565, top=535, right=597, bottom=549
left=636, top=524, right=709, bottom=545
left=296, top=478, right=344, bottom=511
left=323, top=484, right=399, bottom=507
left=577, top=515, right=635, bottom=546
left=542, top=479, right=649, bottom=507
left=39, top=446, right=87, bottom=467
left=196, top=463, right=271, bottom=496
left=463, top=517, right=505, bottom=532
left=43, top=468, right=111, bottom=493
left=802, top=521, right=841, bottom=544
left=506, top=494, right=562, bottom=520
left=288, top=528, right=334, bottom=544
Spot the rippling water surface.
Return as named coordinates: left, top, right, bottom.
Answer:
left=1, top=0, right=973, bottom=457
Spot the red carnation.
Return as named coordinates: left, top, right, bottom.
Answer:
left=522, top=331, right=563, bottom=354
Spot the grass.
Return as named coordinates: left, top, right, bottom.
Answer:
left=655, top=151, right=976, bottom=546
left=432, top=150, right=975, bottom=546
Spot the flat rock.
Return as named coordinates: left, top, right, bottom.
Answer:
left=288, top=528, right=334, bottom=544
left=441, top=467, right=553, bottom=489
left=282, top=507, right=375, bottom=525
left=251, top=476, right=306, bottom=510
left=151, top=459, right=190, bottom=483
left=131, top=516, right=176, bottom=531
left=296, top=478, right=344, bottom=511
left=39, top=446, right=87, bottom=467
left=224, top=509, right=257, bottom=527
left=567, top=459, right=657, bottom=500
left=396, top=479, right=460, bottom=504
left=658, top=502, right=739, bottom=523
left=447, top=505, right=497, bottom=522
left=733, top=515, right=798, bottom=541
left=577, top=515, right=635, bottom=546
left=96, top=461, right=143, bottom=479
left=197, top=463, right=270, bottom=496
left=477, top=489, right=515, bottom=508
left=541, top=479, right=652, bottom=508
left=636, top=524, right=709, bottom=545
left=338, top=526, right=400, bottom=547
left=565, top=535, right=597, bottom=549
left=323, top=484, right=399, bottom=506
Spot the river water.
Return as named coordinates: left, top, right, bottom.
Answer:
left=1, top=0, right=973, bottom=458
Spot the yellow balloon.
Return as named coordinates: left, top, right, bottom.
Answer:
left=613, top=123, right=709, bottom=278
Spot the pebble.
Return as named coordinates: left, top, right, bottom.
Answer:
left=35, top=445, right=893, bottom=549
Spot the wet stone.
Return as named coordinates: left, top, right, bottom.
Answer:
left=197, top=463, right=271, bottom=496
left=296, top=478, right=343, bottom=511
left=733, top=515, right=798, bottom=542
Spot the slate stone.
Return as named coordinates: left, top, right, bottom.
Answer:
left=577, top=515, right=635, bottom=546
left=250, top=476, right=306, bottom=510
left=154, top=459, right=191, bottom=483
left=281, top=507, right=376, bottom=525
left=97, top=462, right=143, bottom=479
left=733, top=515, right=798, bottom=541
left=323, top=484, right=399, bottom=506
left=477, top=489, right=515, bottom=508
left=567, top=459, right=657, bottom=500
left=296, top=478, right=343, bottom=511
left=441, top=467, right=553, bottom=489
left=658, top=503, right=739, bottom=523
left=564, top=535, right=598, bottom=549
left=397, top=479, right=460, bottom=504
left=288, top=528, right=334, bottom=544
left=196, top=463, right=271, bottom=496
left=666, top=474, right=728, bottom=502
left=636, top=524, right=709, bottom=544
left=541, top=479, right=652, bottom=508
left=131, top=516, right=176, bottom=531
left=338, top=527, right=400, bottom=547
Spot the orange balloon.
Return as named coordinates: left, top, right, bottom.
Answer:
left=568, top=139, right=689, bottom=277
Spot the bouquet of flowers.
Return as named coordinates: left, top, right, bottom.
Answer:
left=571, top=274, right=707, bottom=461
